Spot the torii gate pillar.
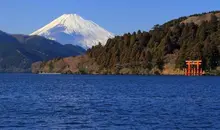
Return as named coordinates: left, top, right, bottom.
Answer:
left=185, top=60, right=202, bottom=76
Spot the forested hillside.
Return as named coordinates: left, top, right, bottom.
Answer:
left=87, top=11, right=220, bottom=74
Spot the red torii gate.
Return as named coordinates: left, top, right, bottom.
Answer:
left=184, top=60, right=203, bottom=76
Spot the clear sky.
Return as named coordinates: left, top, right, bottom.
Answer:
left=0, top=0, right=219, bottom=35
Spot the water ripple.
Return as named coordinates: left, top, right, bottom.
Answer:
left=0, top=74, right=219, bottom=129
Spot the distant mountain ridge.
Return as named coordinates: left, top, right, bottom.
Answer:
left=0, top=30, right=85, bottom=72
left=31, top=14, right=114, bottom=49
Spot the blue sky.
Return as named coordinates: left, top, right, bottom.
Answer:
left=0, top=0, right=219, bottom=35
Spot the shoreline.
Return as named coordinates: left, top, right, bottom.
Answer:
left=33, top=72, right=213, bottom=76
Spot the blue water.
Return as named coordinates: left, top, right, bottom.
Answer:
left=0, top=74, right=219, bottom=129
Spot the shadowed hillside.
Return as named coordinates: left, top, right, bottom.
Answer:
left=0, top=31, right=85, bottom=72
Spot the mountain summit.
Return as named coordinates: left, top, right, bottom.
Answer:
left=31, top=14, right=114, bottom=49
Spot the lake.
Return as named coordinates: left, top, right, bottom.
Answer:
left=0, top=74, right=219, bottom=129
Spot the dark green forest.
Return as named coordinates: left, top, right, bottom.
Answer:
left=87, top=11, right=220, bottom=74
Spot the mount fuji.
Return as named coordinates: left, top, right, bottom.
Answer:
left=31, top=14, right=114, bottom=49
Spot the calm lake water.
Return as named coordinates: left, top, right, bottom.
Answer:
left=0, top=74, right=219, bottom=129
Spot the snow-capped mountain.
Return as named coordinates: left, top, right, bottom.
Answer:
left=30, top=14, right=114, bottom=49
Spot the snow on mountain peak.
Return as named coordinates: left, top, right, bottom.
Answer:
left=31, top=14, right=114, bottom=49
